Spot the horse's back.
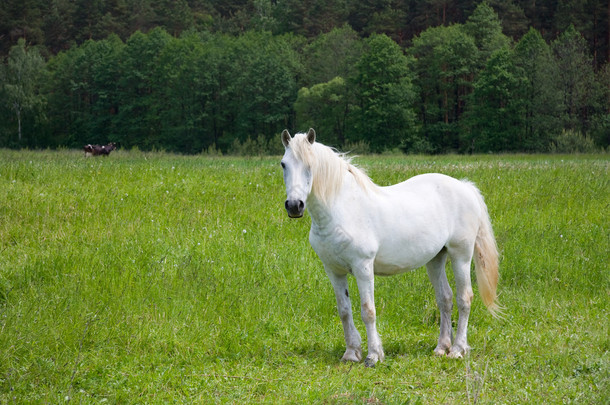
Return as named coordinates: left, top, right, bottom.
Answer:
left=379, top=173, right=473, bottom=213
left=392, top=172, right=466, bottom=190
left=390, top=173, right=480, bottom=209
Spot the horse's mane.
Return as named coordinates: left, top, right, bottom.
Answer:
left=289, top=133, right=376, bottom=205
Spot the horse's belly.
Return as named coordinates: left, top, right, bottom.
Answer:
left=373, top=235, right=444, bottom=275
left=373, top=260, right=416, bottom=275
left=373, top=250, right=436, bottom=275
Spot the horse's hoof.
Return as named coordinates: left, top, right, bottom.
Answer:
left=433, top=348, right=448, bottom=357
left=341, top=349, right=362, bottom=363
left=448, top=344, right=470, bottom=359
left=364, top=356, right=378, bottom=367
left=433, top=345, right=450, bottom=356
left=364, top=351, right=384, bottom=367
left=447, top=351, right=463, bottom=359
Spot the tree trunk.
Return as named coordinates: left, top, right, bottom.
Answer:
left=16, top=107, right=22, bottom=143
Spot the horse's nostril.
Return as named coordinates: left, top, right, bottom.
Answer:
left=285, top=199, right=305, bottom=217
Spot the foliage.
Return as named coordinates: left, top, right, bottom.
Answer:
left=549, top=129, right=600, bottom=153
left=221, top=31, right=299, bottom=146
left=512, top=27, right=562, bottom=151
left=42, top=30, right=300, bottom=153
left=463, top=1, right=510, bottom=67
left=1, top=0, right=608, bottom=67
left=464, top=47, right=526, bottom=153
left=0, top=151, right=608, bottom=402
left=410, top=24, right=479, bottom=153
left=228, top=134, right=285, bottom=156
left=350, top=34, right=417, bottom=153
left=552, top=25, right=603, bottom=135
left=301, top=24, right=363, bottom=86
left=295, top=76, right=350, bottom=146
left=0, top=3, right=608, bottom=153
left=0, top=38, right=47, bottom=146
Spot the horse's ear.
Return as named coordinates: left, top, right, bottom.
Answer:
left=307, top=128, right=316, bottom=144
left=281, top=129, right=291, bottom=147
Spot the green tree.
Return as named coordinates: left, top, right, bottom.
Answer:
left=351, top=34, right=416, bottom=152
left=45, top=34, right=124, bottom=147
left=347, top=0, right=411, bottom=43
left=360, top=2, right=407, bottom=42
left=410, top=24, right=478, bottom=152
left=221, top=32, right=299, bottom=147
left=590, top=62, right=610, bottom=147
left=463, top=1, right=510, bottom=68
left=195, top=33, right=236, bottom=150
left=554, top=0, right=609, bottom=67
left=72, top=0, right=106, bottom=42
left=302, top=24, right=363, bottom=87
left=45, top=45, right=81, bottom=146
left=488, top=0, right=529, bottom=40
left=251, top=0, right=280, bottom=32
left=272, top=0, right=348, bottom=37
left=294, top=76, right=350, bottom=146
left=464, top=47, right=526, bottom=152
left=155, top=0, right=194, bottom=36
left=115, top=28, right=172, bottom=149
left=552, top=25, right=599, bottom=135
left=2, top=38, right=47, bottom=145
left=0, top=0, right=46, bottom=55
left=42, top=0, right=78, bottom=54
left=154, top=34, right=206, bottom=152
left=513, top=27, right=561, bottom=151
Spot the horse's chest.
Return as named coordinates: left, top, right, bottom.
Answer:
left=309, top=223, right=372, bottom=268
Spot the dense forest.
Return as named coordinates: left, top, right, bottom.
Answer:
left=1, top=0, right=609, bottom=153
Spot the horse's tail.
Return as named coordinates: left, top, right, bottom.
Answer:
left=468, top=182, right=503, bottom=319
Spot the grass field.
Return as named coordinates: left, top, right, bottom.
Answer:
left=0, top=149, right=608, bottom=404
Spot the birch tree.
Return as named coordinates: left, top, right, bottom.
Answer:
left=3, top=38, right=46, bottom=144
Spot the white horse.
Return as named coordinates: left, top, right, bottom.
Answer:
left=280, top=128, right=501, bottom=367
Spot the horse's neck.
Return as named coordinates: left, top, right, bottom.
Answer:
left=307, top=195, right=335, bottom=230
left=307, top=171, right=365, bottom=231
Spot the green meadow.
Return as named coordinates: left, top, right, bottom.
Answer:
left=0, top=150, right=608, bottom=403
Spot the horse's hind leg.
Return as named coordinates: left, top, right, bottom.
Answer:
left=447, top=246, right=475, bottom=358
left=325, top=270, right=362, bottom=363
left=426, top=249, right=453, bottom=356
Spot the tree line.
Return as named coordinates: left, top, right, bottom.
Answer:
left=2, top=0, right=608, bottom=67
left=1, top=2, right=608, bottom=154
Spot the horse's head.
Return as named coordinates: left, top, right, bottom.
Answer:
left=280, top=128, right=316, bottom=218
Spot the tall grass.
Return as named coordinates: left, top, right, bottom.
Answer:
left=0, top=150, right=608, bottom=403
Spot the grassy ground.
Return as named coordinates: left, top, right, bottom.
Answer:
left=0, top=150, right=608, bottom=403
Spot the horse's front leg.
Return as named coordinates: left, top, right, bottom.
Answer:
left=325, top=270, right=362, bottom=363
left=355, top=262, right=384, bottom=367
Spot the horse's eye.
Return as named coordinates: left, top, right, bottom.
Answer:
left=280, top=162, right=286, bottom=169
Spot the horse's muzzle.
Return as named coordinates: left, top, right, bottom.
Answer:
left=285, top=199, right=305, bottom=218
